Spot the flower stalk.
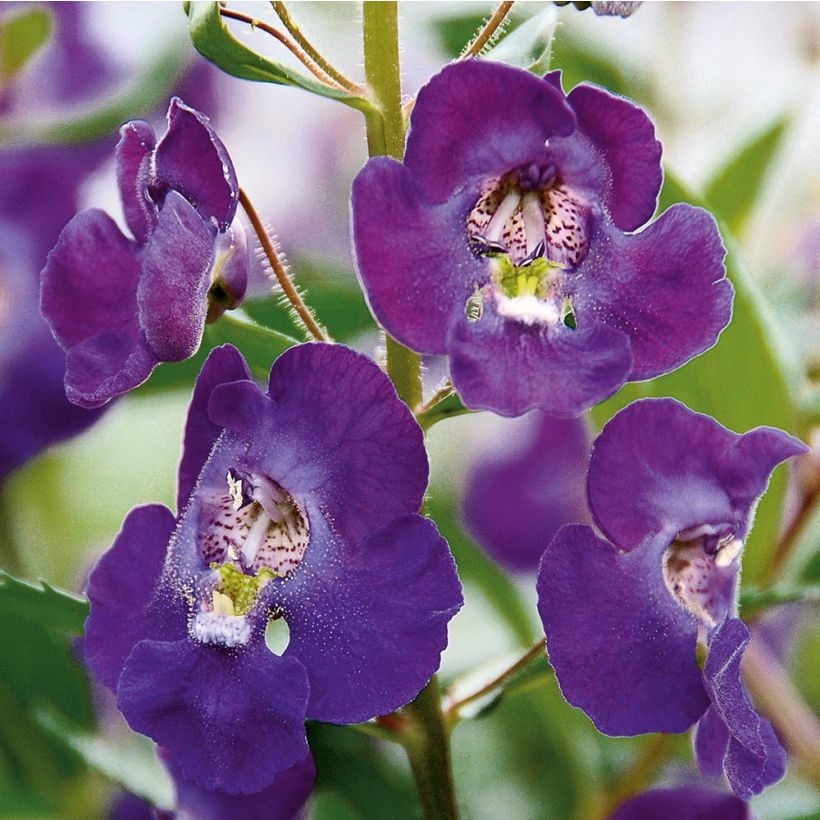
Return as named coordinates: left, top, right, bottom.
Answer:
left=361, top=3, right=454, bottom=817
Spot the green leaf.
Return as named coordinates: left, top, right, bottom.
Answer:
left=594, top=172, right=800, bottom=585
left=705, top=118, right=788, bottom=236
left=135, top=313, right=299, bottom=396
left=0, top=573, right=88, bottom=635
left=0, top=7, right=52, bottom=82
left=549, top=33, right=632, bottom=96
left=36, top=707, right=175, bottom=811
left=739, top=584, right=820, bottom=617
left=0, top=41, right=189, bottom=146
left=486, top=7, right=557, bottom=74
left=425, top=492, right=536, bottom=648
left=186, top=2, right=373, bottom=114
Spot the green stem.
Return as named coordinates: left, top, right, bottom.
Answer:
left=0, top=489, right=22, bottom=575
left=361, top=5, right=454, bottom=817
left=403, top=677, right=459, bottom=820
left=362, top=0, right=422, bottom=409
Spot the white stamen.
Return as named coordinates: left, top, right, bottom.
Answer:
left=484, top=190, right=522, bottom=244
left=715, top=538, right=742, bottom=568
left=241, top=510, right=271, bottom=566
left=521, top=192, right=546, bottom=256
left=227, top=471, right=244, bottom=511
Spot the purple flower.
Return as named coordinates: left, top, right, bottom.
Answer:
left=351, top=61, right=732, bottom=417
left=41, top=98, right=249, bottom=409
left=463, top=412, right=590, bottom=572
left=537, top=399, right=807, bottom=799
left=85, top=343, right=462, bottom=794
left=608, top=786, right=749, bottom=820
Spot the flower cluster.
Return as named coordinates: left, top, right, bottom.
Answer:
left=352, top=60, right=732, bottom=417
left=537, top=399, right=807, bottom=798
left=85, top=342, right=462, bottom=805
left=41, top=98, right=248, bottom=408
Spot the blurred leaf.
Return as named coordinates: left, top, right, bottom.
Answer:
left=136, top=313, right=299, bottom=396
left=0, top=41, right=189, bottom=146
left=0, top=7, right=52, bottom=82
left=186, top=2, right=373, bottom=113
left=308, top=723, right=417, bottom=820
left=311, top=792, right=363, bottom=820
left=244, top=259, right=376, bottom=343
left=549, top=33, right=630, bottom=95
left=739, top=584, right=820, bottom=617
left=705, top=118, right=788, bottom=236
left=0, top=573, right=88, bottom=635
left=36, top=707, right=175, bottom=811
left=486, top=7, right=557, bottom=74
left=426, top=492, right=536, bottom=648
left=594, top=172, right=799, bottom=585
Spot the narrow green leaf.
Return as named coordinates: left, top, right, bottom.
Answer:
left=739, top=584, right=820, bottom=617
left=486, top=8, right=557, bottom=74
left=0, top=41, right=189, bottom=146
left=36, top=707, right=175, bottom=811
left=0, top=7, right=52, bottom=82
left=0, top=573, right=88, bottom=634
left=705, top=118, right=788, bottom=236
left=186, top=2, right=374, bottom=114
left=594, top=172, right=799, bottom=585
left=417, top=392, right=472, bottom=432
left=426, top=493, right=536, bottom=648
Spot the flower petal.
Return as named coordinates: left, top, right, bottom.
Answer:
left=567, top=83, right=662, bottom=231
left=137, top=190, right=215, bottom=362
left=116, top=120, right=157, bottom=243
left=404, top=61, right=575, bottom=203
left=64, top=328, right=157, bottom=408
left=41, top=208, right=141, bottom=350
left=694, top=705, right=730, bottom=778
left=177, top=345, right=251, bottom=513
left=449, top=308, right=632, bottom=417
left=166, top=750, right=315, bottom=820
left=587, top=399, right=740, bottom=551
left=154, top=98, right=238, bottom=230
left=577, top=204, right=732, bottom=381
left=609, top=786, right=750, bottom=820
left=85, top=504, right=180, bottom=691
left=537, top=524, right=709, bottom=735
left=464, top=412, right=591, bottom=571
left=210, top=344, right=429, bottom=545
left=273, top=513, right=463, bottom=723
left=351, top=156, right=484, bottom=354
left=703, top=618, right=787, bottom=799
left=117, top=638, right=310, bottom=794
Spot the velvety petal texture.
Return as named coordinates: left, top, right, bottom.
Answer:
left=40, top=97, right=245, bottom=407
left=608, top=786, right=750, bottom=820
left=85, top=342, right=461, bottom=797
left=351, top=60, right=732, bottom=417
left=538, top=399, right=805, bottom=799
left=538, top=524, right=709, bottom=735
left=464, top=412, right=591, bottom=571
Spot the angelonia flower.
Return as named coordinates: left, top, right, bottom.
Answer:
left=85, top=342, right=463, bottom=795
left=608, top=785, right=749, bottom=820
left=41, top=98, right=249, bottom=409
left=463, top=412, right=590, bottom=572
left=351, top=61, right=732, bottom=417
left=538, top=399, right=808, bottom=798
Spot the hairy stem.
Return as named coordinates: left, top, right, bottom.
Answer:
left=460, top=1, right=515, bottom=59
left=219, top=7, right=348, bottom=92
left=271, top=2, right=363, bottom=93
left=361, top=4, right=453, bottom=817
left=238, top=189, right=327, bottom=342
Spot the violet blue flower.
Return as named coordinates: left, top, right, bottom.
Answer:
left=351, top=61, right=732, bottom=417
left=537, top=398, right=807, bottom=799
left=41, top=98, right=249, bottom=409
left=608, top=786, right=749, bottom=820
left=85, top=343, right=462, bottom=794
left=463, top=412, right=590, bottom=572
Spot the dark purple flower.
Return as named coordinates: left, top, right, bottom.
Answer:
left=463, top=412, right=590, bottom=572
left=351, top=61, right=732, bottom=417
left=85, top=343, right=462, bottom=794
left=537, top=398, right=807, bottom=798
left=608, top=786, right=749, bottom=820
left=41, top=98, right=249, bottom=409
